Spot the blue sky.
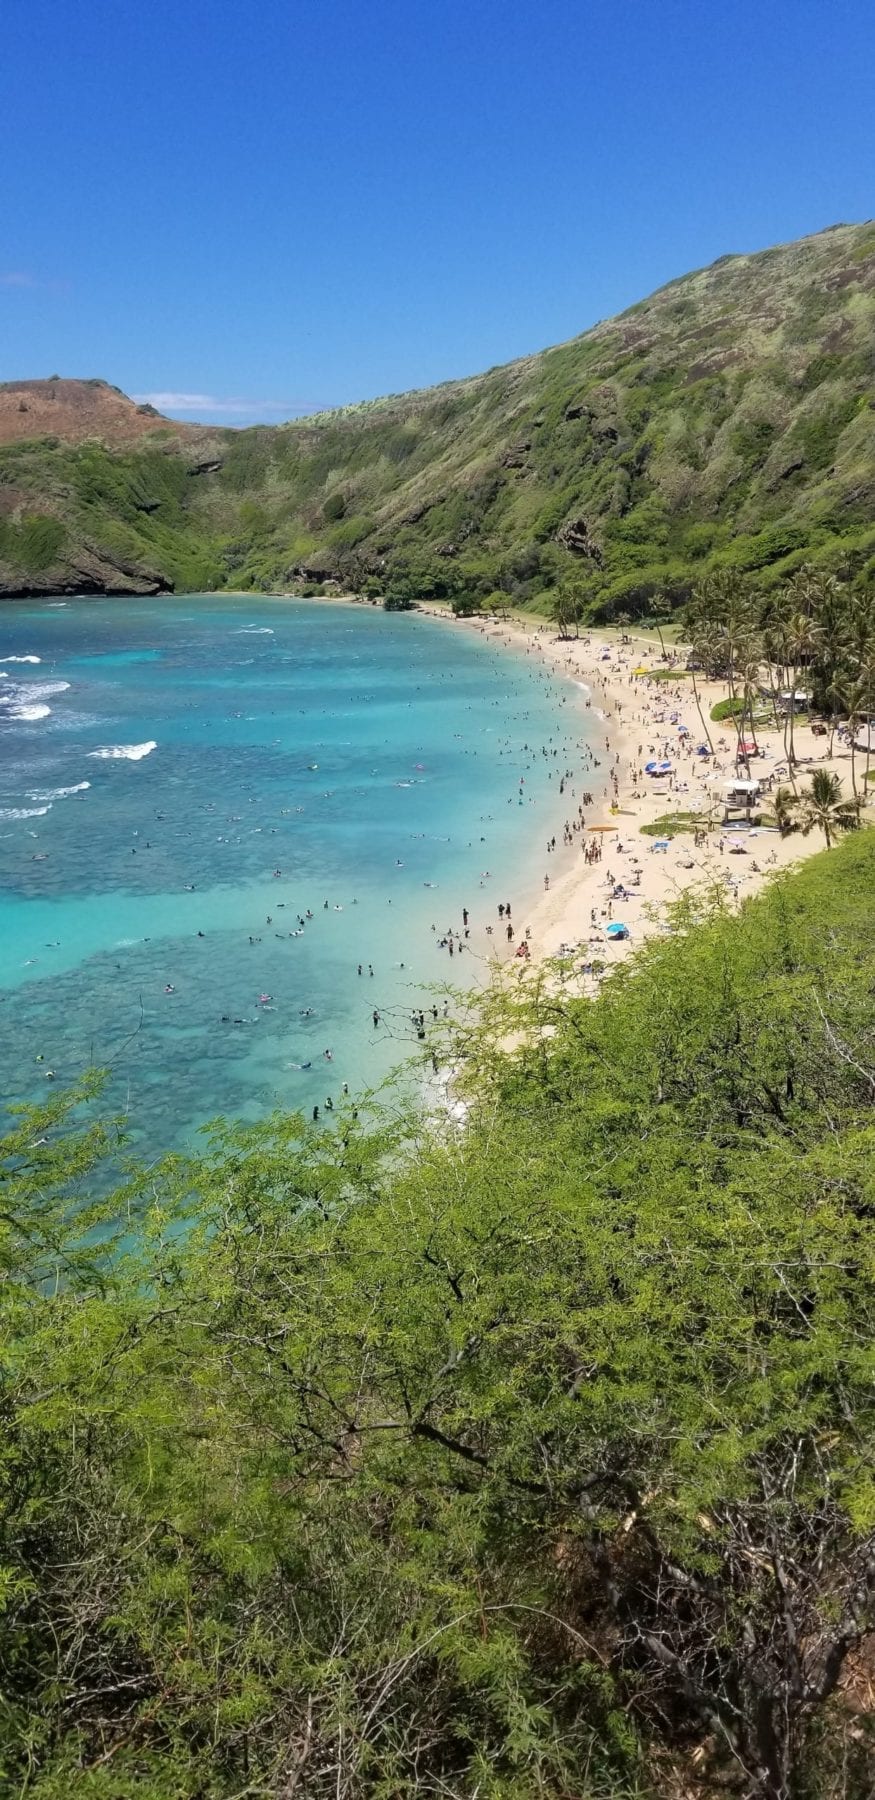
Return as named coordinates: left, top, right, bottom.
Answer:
left=3, top=0, right=873, bottom=425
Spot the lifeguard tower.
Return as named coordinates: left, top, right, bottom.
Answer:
left=722, top=777, right=761, bottom=823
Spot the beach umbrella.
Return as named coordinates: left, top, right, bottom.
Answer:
left=677, top=725, right=690, bottom=735
left=606, top=922, right=628, bottom=939
left=632, top=665, right=649, bottom=675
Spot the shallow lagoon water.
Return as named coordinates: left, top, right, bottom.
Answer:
left=0, top=596, right=590, bottom=1149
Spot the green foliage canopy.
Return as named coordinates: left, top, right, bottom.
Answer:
left=1, top=838, right=874, bottom=1797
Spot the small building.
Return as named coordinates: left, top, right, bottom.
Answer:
left=722, top=778, right=761, bottom=822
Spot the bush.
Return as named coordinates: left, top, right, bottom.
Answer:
left=2, top=840, right=874, bottom=1795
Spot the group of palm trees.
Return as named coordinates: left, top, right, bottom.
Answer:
left=547, top=562, right=872, bottom=847
left=685, top=566, right=873, bottom=848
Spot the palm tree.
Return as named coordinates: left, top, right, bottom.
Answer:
left=783, top=610, right=815, bottom=772
left=858, top=657, right=875, bottom=795
left=837, top=677, right=869, bottom=803
left=807, top=571, right=848, bottom=745
left=769, top=785, right=798, bottom=837
left=797, top=770, right=859, bottom=850
left=736, top=644, right=763, bottom=774
left=550, top=592, right=574, bottom=640
left=688, top=643, right=715, bottom=753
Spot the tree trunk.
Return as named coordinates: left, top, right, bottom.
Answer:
left=690, top=667, right=714, bottom=753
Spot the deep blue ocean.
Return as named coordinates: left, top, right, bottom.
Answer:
left=0, top=596, right=589, bottom=1150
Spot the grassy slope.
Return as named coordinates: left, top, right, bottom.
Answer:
left=1, top=220, right=873, bottom=613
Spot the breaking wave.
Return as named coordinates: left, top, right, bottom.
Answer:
left=0, top=804, right=52, bottom=819
left=26, top=781, right=91, bottom=802
left=87, top=740, right=157, bottom=761
left=0, top=677, right=72, bottom=724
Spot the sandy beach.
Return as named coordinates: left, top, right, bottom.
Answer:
left=419, top=602, right=863, bottom=990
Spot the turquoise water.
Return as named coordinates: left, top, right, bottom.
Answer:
left=0, top=596, right=589, bottom=1149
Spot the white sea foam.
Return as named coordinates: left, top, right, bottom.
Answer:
left=5, top=703, right=52, bottom=721
left=0, top=804, right=52, bottom=819
left=235, top=626, right=274, bottom=634
left=87, top=740, right=157, bottom=761
left=10, top=679, right=69, bottom=700
left=0, top=676, right=71, bottom=724
left=3, top=654, right=41, bottom=664
left=26, top=780, right=90, bottom=801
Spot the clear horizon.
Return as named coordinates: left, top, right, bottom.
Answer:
left=4, top=0, right=874, bottom=427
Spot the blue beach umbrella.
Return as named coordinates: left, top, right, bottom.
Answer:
left=606, top=921, right=629, bottom=939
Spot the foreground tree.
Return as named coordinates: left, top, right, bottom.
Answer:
left=2, top=841, right=874, bottom=1798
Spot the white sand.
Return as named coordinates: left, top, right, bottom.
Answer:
left=420, top=605, right=865, bottom=992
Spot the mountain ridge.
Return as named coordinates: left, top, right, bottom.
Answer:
left=1, top=219, right=873, bottom=611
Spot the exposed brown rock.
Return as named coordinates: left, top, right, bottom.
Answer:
left=501, top=440, right=531, bottom=468
left=0, top=378, right=204, bottom=449
left=556, top=515, right=605, bottom=565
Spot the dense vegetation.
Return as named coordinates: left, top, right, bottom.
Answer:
left=2, top=835, right=873, bottom=1798
left=678, top=564, right=875, bottom=789
left=1, top=221, right=873, bottom=613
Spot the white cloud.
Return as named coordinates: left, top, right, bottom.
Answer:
left=134, top=391, right=296, bottom=419
left=0, top=271, right=36, bottom=289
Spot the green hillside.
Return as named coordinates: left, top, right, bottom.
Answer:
left=3, top=836, right=874, bottom=1796
left=2, top=220, right=874, bottom=615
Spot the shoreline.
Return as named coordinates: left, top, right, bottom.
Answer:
left=417, top=602, right=863, bottom=991
left=6, top=585, right=860, bottom=1002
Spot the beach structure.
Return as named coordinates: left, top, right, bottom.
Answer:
left=722, top=777, right=761, bottom=822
